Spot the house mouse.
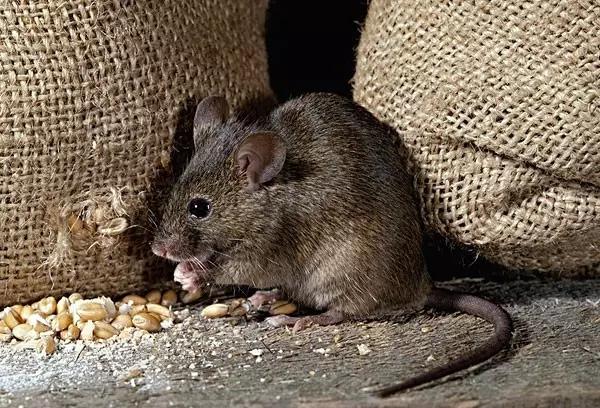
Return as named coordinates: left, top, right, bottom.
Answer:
left=151, top=93, right=513, bottom=396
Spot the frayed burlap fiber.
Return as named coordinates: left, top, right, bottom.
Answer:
left=0, top=0, right=272, bottom=305
left=354, top=0, right=600, bottom=276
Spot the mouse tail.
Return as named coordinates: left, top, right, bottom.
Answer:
left=374, top=287, right=513, bottom=398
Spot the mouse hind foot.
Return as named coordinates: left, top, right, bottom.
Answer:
left=265, top=309, right=345, bottom=333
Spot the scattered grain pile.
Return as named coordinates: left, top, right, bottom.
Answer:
left=0, top=288, right=297, bottom=355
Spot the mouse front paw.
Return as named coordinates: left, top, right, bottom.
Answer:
left=248, top=289, right=283, bottom=309
left=173, top=261, right=206, bottom=292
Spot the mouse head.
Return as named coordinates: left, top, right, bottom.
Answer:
left=151, top=96, right=286, bottom=271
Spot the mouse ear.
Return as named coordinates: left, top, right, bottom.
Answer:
left=235, top=132, right=286, bottom=192
left=193, top=96, right=229, bottom=146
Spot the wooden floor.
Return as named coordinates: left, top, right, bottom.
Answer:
left=0, top=278, right=599, bottom=407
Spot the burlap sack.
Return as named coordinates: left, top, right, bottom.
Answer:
left=0, top=0, right=272, bottom=306
left=354, top=0, right=600, bottom=276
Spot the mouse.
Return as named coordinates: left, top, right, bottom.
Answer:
left=151, top=93, right=513, bottom=396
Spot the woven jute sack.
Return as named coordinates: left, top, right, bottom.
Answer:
left=354, top=0, right=600, bottom=276
left=0, top=0, right=272, bottom=305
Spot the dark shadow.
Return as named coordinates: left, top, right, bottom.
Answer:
left=170, top=97, right=197, bottom=179
left=122, top=98, right=200, bottom=287
left=234, top=93, right=279, bottom=126
left=424, top=233, right=533, bottom=282
left=266, top=0, right=369, bottom=101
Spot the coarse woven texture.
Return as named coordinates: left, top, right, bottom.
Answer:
left=0, top=0, right=272, bottom=306
left=353, top=0, right=600, bottom=276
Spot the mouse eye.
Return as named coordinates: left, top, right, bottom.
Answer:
left=188, top=198, right=212, bottom=219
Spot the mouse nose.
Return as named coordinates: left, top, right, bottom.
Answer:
left=151, top=241, right=171, bottom=259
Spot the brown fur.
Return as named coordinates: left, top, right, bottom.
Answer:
left=153, top=93, right=513, bottom=396
left=153, top=93, right=432, bottom=316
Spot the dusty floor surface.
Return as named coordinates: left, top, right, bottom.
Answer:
left=0, top=278, right=599, bottom=408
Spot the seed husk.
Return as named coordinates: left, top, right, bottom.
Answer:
left=81, top=321, right=95, bottom=341
left=117, top=302, right=131, bottom=315
left=201, top=304, right=229, bottom=319
left=161, top=290, right=178, bottom=307
left=26, top=312, right=48, bottom=327
left=145, top=290, right=162, bottom=304
left=39, top=297, right=57, bottom=315
left=111, top=314, right=133, bottom=331
left=181, top=289, right=203, bottom=304
left=3, top=307, right=24, bottom=329
left=52, top=312, right=73, bottom=332
left=94, top=321, right=119, bottom=339
left=132, top=313, right=161, bottom=332
left=269, top=300, right=297, bottom=316
left=12, top=305, right=24, bottom=316
left=122, top=295, right=147, bottom=305
left=68, top=293, right=83, bottom=303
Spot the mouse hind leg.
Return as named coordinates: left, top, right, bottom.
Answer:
left=261, top=243, right=376, bottom=332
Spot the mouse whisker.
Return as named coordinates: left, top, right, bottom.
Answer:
left=146, top=208, right=159, bottom=229
left=211, top=249, right=232, bottom=259
left=205, top=259, right=227, bottom=275
left=129, top=223, right=155, bottom=234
